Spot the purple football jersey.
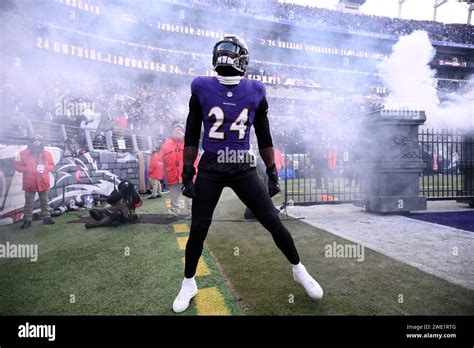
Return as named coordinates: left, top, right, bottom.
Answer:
left=191, top=76, right=266, bottom=155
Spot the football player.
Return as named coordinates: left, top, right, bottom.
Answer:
left=172, top=36, right=323, bottom=313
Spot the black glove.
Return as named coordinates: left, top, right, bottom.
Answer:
left=181, top=165, right=197, bottom=199
left=266, top=164, right=281, bottom=197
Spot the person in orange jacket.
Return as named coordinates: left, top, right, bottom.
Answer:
left=148, top=145, right=164, bottom=199
left=14, top=134, right=55, bottom=228
left=327, top=149, right=338, bottom=171
left=159, top=123, right=191, bottom=217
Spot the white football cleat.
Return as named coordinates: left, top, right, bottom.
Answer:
left=172, top=277, right=198, bottom=313
left=293, top=263, right=323, bottom=299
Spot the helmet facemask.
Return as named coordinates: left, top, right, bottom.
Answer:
left=212, top=37, right=249, bottom=76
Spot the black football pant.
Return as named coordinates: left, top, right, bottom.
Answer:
left=184, top=170, right=300, bottom=278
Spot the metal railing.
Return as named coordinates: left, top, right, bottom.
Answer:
left=111, top=129, right=135, bottom=153
left=0, top=117, right=30, bottom=145
left=284, top=129, right=474, bottom=205
left=419, top=129, right=473, bottom=200
left=283, top=144, right=362, bottom=205
left=0, top=118, right=157, bottom=153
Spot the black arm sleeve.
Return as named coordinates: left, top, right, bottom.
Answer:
left=106, top=189, right=123, bottom=205
left=184, top=94, right=202, bottom=147
left=253, top=97, right=273, bottom=150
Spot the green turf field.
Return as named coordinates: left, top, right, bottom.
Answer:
left=0, top=190, right=473, bottom=315
left=205, top=189, right=474, bottom=315
left=0, top=196, right=242, bottom=315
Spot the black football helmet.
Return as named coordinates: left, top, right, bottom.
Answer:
left=118, top=180, right=134, bottom=195
left=212, top=36, right=249, bottom=75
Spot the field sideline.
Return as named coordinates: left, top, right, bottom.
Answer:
left=0, top=190, right=473, bottom=315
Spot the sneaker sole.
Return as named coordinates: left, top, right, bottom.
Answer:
left=172, top=289, right=198, bottom=313
left=293, top=274, right=323, bottom=300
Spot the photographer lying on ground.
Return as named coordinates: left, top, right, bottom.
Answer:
left=85, top=180, right=142, bottom=229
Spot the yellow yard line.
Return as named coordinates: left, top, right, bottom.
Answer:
left=173, top=224, right=190, bottom=233
left=195, top=287, right=230, bottom=315
left=176, top=236, right=188, bottom=250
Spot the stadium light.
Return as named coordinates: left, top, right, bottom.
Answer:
left=454, top=0, right=473, bottom=24
left=398, top=0, right=406, bottom=19
left=397, top=0, right=471, bottom=23
left=458, top=0, right=474, bottom=24
left=433, top=0, right=448, bottom=21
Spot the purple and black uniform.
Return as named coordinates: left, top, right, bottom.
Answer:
left=193, top=76, right=265, bottom=155
left=183, top=76, right=300, bottom=278
left=185, top=77, right=273, bottom=177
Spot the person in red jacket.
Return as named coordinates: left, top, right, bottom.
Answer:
left=114, top=114, right=128, bottom=130
left=159, top=123, right=191, bottom=217
left=327, top=148, right=338, bottom=185
left=148, top=145, right=164, bottom=199
left=274, top=147, right=285, bottom=174
left=14, top=134, right=55, bottom=228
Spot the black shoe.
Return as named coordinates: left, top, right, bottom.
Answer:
left=20, top=221, right=32, bottom=229
left=148, top=196, right=157, bottom=200
left=90, top=209, right=103, bottom=221
left=42, top=217, right=55, bottom=225
left=244, top=207, right=256, bottom=219
left=85, top=221, right=95, bottom=229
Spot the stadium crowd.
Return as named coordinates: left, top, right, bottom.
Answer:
left=22, top=15, right=472, bottom=93
left=1, top=2, right=472, bottom=149
left=186, top=0, right=474, bottom=44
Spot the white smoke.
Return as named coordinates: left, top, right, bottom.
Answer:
left=378, top=30, right=473, bottom=130
left=378, top=31, right=439, bottom=114
left=437, top=85, right=474, bottom=129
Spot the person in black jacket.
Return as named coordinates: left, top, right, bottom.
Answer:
left=85, top=180, right=142, bottom=229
